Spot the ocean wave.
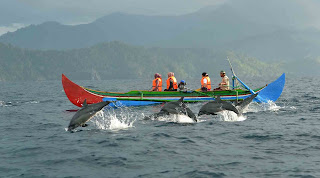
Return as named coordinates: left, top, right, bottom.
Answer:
left=242, top=134, right=283, bottom=141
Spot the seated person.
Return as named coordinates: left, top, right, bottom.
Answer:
left=214, top=70, right=230, bottom=91
left=201, top=72, right=211, bottom=91
left=164, top=72, right=178, bottom=91
left=150, top=73, right=162, bottom=91
left=178, top=80, right=187, bottom=92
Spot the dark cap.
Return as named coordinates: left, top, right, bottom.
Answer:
left=202, top=72, right=208, bottom=76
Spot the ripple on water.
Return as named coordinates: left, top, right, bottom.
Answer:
left=152, top=132, right=171, bottom=138
left=176, top=136, right=196, bottom=144
left=242, top=134, right=283, bottom=141
left=12, top=146, right=43, bottom=158
left=96, top=139, right=116, bottom=145
left=1, top=78, right=320, bottom=177
left=182, top=170, right=226, bottom=177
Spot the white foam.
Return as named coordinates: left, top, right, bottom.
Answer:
left=289, top=106, right=297, bottom=110
left=244, top=100, right=282, bottom=113
left=0, top=101, right=12, bottom=107
left=217, top=111, right=247, bottom=122
left=28, top=101, right=39, bottom=104
left=90, top=108, right=135, bottom=131
left=156, top=114, right=196, bottom=123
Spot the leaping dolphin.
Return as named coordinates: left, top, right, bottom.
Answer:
left=67, top=99, right=111, bottom=131
left=145, top=97, right=197, bottom=122
left=198, top=93, right=258, bottom=116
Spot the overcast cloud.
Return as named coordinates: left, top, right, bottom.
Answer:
left=2, top=0, right=320, bottom=36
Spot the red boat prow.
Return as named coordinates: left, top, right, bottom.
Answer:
left=62, top=74, right=103, bottom=107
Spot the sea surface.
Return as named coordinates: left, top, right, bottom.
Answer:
left=0, top=75, right=319, bottom=178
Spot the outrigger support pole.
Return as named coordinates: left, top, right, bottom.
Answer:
left=226, top=57, right=266, bottom=103
left=227, top=57, right=236, bottom=90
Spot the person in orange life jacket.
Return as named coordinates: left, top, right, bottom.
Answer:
left=150, top=73, right=162, bottom=91
left=164, top=72, right=178, bottom=91
left=201, top=72, right=211, bottom=91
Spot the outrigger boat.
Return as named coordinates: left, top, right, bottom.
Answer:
left=62, top=73, right=285, bottom=107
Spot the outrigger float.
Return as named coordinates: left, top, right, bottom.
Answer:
left=62, top=73, right=285, bottom=107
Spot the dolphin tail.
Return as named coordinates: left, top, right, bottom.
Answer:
left=215, top=95, right=222, bottom=102
left=237, top=93, right=259, bottom=114
left=221, top=102, right=240, bottom=116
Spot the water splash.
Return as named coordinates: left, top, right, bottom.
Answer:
left=90, top=107, right=136, bottom=131
left=243, top=100, right=282, bottom=113
left=155, top=114, right=196, bottom=123
left=289, top=106, right=297, bottom=110
left=217, top=111, right=247, bottom=122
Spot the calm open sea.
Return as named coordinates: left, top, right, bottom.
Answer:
left=0, top=75, right=319, bottom=178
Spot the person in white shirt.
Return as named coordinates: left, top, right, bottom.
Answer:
left=214, top=70, right=230, bottom=91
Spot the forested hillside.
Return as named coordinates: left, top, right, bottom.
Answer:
left=0, top=42, right=285, bottom=81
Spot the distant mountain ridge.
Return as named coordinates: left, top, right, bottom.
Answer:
left=1, top=0, right=320, bottom=61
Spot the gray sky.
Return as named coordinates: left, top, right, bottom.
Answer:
left=0, top=0, right=227, bottom=35
left=1, top=0, right=320, bottom=36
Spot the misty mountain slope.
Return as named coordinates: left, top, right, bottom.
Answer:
left=0, top=13, right=198, bottom=49
left=225, top=29, right=320, bottom=61
left=0, top=41, right=286, bottom=81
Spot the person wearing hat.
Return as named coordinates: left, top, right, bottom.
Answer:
left=151, top=73, right=162, bottom=91
left=178, top=80, right=187, bottom=92
left=215, top=70, right=229, bottom=90
left=201, top=72, right=211, bottom=91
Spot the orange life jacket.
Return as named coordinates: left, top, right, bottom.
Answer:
left=166, top=76, right=178, bottom=90
left=152, top=78, right=162, bottom=91
left=201, top=76, right=211, bottom=90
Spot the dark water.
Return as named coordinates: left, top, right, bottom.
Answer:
left=1, top=76, right=320, bottom=178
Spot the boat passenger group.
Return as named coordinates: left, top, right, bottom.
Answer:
left=151, top=71, right=230, bottom=92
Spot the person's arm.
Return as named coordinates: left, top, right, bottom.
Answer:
left=150, top=79, right=159, bottom=91
left=169, top=79, right=174, bottom=90
left=220, top=77, right=228, bottom=86
left=219, top=81, right=227, bottom=86
left=154, top=79, right=159, bottom=91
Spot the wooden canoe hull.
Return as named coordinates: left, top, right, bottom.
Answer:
left=62, top=73, right=285, bottom=107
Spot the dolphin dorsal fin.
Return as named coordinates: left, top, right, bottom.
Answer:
left=215, top=95, right=222, bottom=102
left=178, top=97, right=184, bottom=102
left=82, top=99, right=88, bottom=107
